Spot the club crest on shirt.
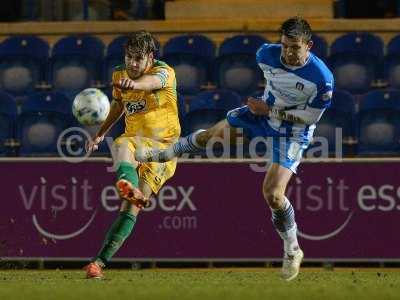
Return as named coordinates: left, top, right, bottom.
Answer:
left=295, top=82, right=304, bottom=91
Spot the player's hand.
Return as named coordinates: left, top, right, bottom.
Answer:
left=247, top=97, right=270, bottom=116
left=86, top=135, right=104, bottom=154
left=116, top=78, right=136, bottom=90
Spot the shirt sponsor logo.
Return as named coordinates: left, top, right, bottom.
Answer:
left=125, top=99, right=146, bottom=114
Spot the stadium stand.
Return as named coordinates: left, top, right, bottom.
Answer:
left=213, top=34, right=267, bottom=96
left=50, top=35, right=105, bottom=98
left=384, top=34, right=400, bottom=89
left=17, top=91, right=72, bottom=156
left=104, top=35, right=129, bottom=84
left=0, top=90, right=17, bottom=156
left=184, top=89, right=242, bottom=134
left=310, top=89, right=356, bottom=156
left=177, top=92, right=187, bottom=131
left=0, top=35, right=49, bottom=95
left=358, top=89, right=400, bottom=155
left=0, top=17, right=399, bottom=156
left=310, top=34, right=329, bottom=62
left=163, top=34, right=215, bottom=95
left=329, top=32, right=384, bottom=94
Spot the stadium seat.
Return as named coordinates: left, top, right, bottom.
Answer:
left=213, top=34, right=268, bottom=96
left=185, top=89, right=242, bottom=133
left=0, top=35, right=49, bottom=95
left=357, top=89, right=400, bottom=155
left=330, top=32, right=384, bottom=94
left=0, top=91, right=17, bottom=156
left=163, top=34, right=215, bottom=95
left=104, top=35, right=161, bottom=84
left=177, top=93, right=187, bottom=134
left=17, top=92, right=73, bottom=156
left=50, top=35, right=105, bottom=97
left=311, top=34, right=328, bottom=61
left=384, top=35, right=400, bottom=89
left=311, top=90, right=356, bottom=156
left=104, top=35, right=129, bottom=84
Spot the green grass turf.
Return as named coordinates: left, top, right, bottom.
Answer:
left=0, top=268, right=399, bottom=300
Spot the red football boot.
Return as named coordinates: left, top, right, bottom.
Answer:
left=84, top=262, right=103, bottom=279
left=116, top=179, right=149, bottom=209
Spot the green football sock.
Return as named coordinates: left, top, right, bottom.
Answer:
left=116, top=161, right=139, bottom=188
left=94, top=211, right=137, bottom=267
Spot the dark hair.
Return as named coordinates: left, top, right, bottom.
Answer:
left=125, top=30, right=157, bottom=57
left=280, top=17, right=312, bottom=42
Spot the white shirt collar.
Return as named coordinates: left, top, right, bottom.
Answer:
left=280, top=52, right=311, bottom=70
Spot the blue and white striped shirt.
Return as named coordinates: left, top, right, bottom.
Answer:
left=256, top=43, right=334, bottom=143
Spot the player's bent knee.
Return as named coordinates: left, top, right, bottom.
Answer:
left=263, top=187, right=285, bottom=209
left=114, top=141, right=135, bottom=163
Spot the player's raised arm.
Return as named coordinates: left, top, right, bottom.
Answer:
left=116, top=64, right=169, bottom=92
left=246, top=97, right=321, bottom=125
left=116, top=74, right=163, bottom=91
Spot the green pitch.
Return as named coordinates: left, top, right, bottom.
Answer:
left=0, top=269, right=399, bottom=300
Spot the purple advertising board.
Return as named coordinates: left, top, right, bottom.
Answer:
left=0, top=159, right=399, bottom=261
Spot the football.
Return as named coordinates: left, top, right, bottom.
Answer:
left=72, top=88, right=110, bottom=125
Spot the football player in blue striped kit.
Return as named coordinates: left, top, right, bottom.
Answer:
left=135, top=17, right=334, bottom=281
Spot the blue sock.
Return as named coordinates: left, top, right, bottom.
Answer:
left=146, top=129, right=207, bottom=162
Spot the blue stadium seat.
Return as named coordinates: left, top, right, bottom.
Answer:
left=330, top=32, right=384, bottom=93
left=177, top=93, right=187, bottom=134
left=213, top=35, right=268, bottom=96
left=163, top=34, right=215, bottom=95
left=50, top=35, right=105, bottom=97
left=18, top=92, right=73, bottom=156
left=358, top=89, right=400, bottom=155
left=0, top=91, right=17, bottom=156
left=0, top=35, right=49, bottom=95
left=311, top=34, right=328, bottom=61
left=311, top=90, right=356, bottom=156
left=185, top=89, right=242, bottom=133
left=104, top=35, right=129, bottom=84
left=384, top=35, right=400, bottom=89
left=104, top=35, right=161, bottom=84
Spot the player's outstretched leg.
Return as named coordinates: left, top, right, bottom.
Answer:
left=135, top=129, right=206, bottom=162
left=135, top=119, right=239, bottom=163
left=263, top=164, right=303, bottom=281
